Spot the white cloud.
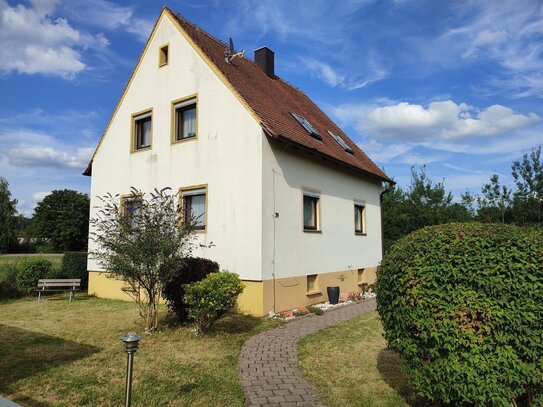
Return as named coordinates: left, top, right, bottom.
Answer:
left=360, top=100, right=538, bottom=141
left=8, top=146, right=93, bottom=170
left=0, top=0, right=85, bottom=78
left=32, top=191, right=51, bottom=202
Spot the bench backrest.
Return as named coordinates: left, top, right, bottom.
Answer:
left=37, top=279, right=81, bottom=288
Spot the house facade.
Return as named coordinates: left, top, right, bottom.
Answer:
left=85, top=7, right=392, bottom=316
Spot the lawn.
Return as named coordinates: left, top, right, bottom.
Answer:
left=0, top=295, right=281, bottom=406
left=298, top=311, right=422, bottom=407
left=0, top=254, right=64, bottom=271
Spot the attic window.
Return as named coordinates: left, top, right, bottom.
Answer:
left=328, top=131, right=353, bottom=154
left=292, top=113, right=321, bottom=140
left=159, top=44, right=169, bottom=66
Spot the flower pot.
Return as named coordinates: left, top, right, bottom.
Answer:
left=327, top=286, right=340, bottom=305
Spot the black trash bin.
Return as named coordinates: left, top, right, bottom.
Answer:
left=327, top=286, right=340, bottom=305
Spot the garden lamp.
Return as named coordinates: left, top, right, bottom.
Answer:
left=120, top=332, right=141, bottom=407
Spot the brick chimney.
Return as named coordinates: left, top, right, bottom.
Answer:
left=254, top=47, right=275, bottom=78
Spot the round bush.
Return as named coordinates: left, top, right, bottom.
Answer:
left=377, top=223, right=543, bottom=407
left=184, top=271, right=245, bottom=333
left=17, top=259, right=52, bottom=293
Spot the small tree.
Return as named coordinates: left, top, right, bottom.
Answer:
left=90, top=187, right=195, bottom=332
left=0, top=177, right=18, bottom=253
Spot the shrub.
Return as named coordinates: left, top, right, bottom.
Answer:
left=308, top=305, right=323, bottom=316
left=184, top=271, right=245, bottom=333
left=17, top=259, right=52, bottom=293
left=161, top=257, right=219, bottom=322
left=376, top=223, right=543, bottom=407
left=0, top=264, right=20, bottom=299
left=61, top=252, right=88, bottom=290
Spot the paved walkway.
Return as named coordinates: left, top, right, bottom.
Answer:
left=239, top=299, right=377, bottom=407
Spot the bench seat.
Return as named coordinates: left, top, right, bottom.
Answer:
left=36, top=279, right=81, bottom=302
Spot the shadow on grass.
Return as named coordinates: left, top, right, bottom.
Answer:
left=0, top=324, right=100, bottom=396
left=209, top=313, right=266, bottom=335
left=377, top=348, right=430, bottom=407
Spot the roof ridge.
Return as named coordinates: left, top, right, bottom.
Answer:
left=165, top=7, right=228, bottom=48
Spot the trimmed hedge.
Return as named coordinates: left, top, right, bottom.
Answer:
left=184, top=271, right=245, bottom=333
left=161, top=257, right=219, bottom=322
left=376, top=223, right=543, bottom=406
left=17, top=259, right=52, bottom=293
left=61, top=252, right=88, bottom=290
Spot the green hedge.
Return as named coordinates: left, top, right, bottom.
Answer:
left=17, top=259, right=52, bottom=293
left=184, top=271, right=245, bottom=333
left=61, top=252, right=88, bottom=290
left=376, top=223, right=543, bottom=406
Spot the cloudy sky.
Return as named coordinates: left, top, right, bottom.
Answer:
left=1, top=0, right=542, bottom=215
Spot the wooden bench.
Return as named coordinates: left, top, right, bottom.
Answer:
left=36, top=279, right=81, bottom=302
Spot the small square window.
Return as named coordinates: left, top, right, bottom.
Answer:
left=133, top=111, right=152, bottom=151
left=307, top=274, right=318, bottom=292
left=357, top=268, right=365, bottom=283
left=173, top=98, right=197, bottom=141
left=180, top=187, right=207, bottom=231
left=159, top=44, right=169, bottom=66
left=303, top=191, right=320, bottom=231
left=355, top=203, right=366, bottom=234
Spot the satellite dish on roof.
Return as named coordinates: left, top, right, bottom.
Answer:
left=224, top=37, right=244, bottom=64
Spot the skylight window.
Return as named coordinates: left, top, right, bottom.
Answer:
left=291, top=113, right=321, bottom=139
left=328, top=131, right=353, bottom=154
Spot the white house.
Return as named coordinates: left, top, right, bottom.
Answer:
left=85, top=7, right=393, bottom=316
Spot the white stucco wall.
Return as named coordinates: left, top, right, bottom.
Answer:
left=261, top=140, right=384, bottom=281
left=88, top=14, right=264, bottom=280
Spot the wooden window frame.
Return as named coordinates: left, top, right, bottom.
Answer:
left=302, top=188, right=321, bottom=232
left=171, top=94, right=198, bottom=144
left=131, top=108, right=153, bottom=152
left=354, top=201, right=366, bottom=235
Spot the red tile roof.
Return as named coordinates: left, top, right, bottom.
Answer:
left=167, top=9, right=391, bottom=183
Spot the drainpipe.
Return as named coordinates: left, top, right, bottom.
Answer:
left=380, top=181, right=395, bottom=257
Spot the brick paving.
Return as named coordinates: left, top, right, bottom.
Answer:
left=239, top=299, right=377, bottom=407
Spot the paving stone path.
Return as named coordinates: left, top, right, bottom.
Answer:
left=239, top=299, right=377, bottom=407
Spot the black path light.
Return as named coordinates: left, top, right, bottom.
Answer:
left=120, top=332, right=141, bottom=407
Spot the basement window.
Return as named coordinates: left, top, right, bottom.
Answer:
left=307, top=274, right=318, bottom=292
left=328, top=131, right=353, bottom=154
left=159, top=44, right=169, bottom=66
left=292, top=113, right=322, bottom=140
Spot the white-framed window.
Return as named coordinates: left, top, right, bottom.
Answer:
left=180, top=186, right=207, bottom=231
left=173, top=97, right=197, bottom=142
left=303, top=189, right=321, bottom=231
left=132, top=110, right=152, bottom=151
left=354, top=201, right=366, bottom=234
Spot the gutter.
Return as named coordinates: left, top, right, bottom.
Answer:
left=380, top=181, right=395, bottom=257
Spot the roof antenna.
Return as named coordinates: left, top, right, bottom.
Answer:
left=224, top=37, right=244, bottom=64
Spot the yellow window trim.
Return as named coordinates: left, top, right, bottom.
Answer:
left=130, top=108, right=153, bottom=153
left=354, top=199, right=367, bottom=235
left=158, top=43, right=169, bottom=67
left=178, top=184, right=208, bottom=234
left=170, top=93, right=199, bottom=145
left=119, top=192, right=143, bottom=216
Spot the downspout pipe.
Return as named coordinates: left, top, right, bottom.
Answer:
left=380, top=181, right=395, bottom=258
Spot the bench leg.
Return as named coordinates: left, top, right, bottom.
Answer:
left=69, top=291, right=73, bottom=302
left=38, top=291, right=41, bottom=303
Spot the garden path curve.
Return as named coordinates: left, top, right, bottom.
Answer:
left=239, top=299, right=377, bottom=407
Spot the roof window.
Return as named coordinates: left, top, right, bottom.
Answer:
left=328, top=131, right=353, bottom=154
left=292, top=113, right=321, bottom=139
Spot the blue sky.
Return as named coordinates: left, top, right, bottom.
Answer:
left=1, top=0, right=542, bottom=215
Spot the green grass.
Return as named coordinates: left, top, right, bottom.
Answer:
left=298, top=311, right=422, bottom=407
left=0, top=254, right=64, bottom=271
left=0, top=295, right=282, bottom=406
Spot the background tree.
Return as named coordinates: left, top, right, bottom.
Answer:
left=0, top=177, right=18, bottom=253
left=90, top=187, right=195, bottom=332
left=511, top=145, right=543, bottom=224
left=33, top=190, right=90, bottom=252
left=477, top=174, right=512, bottom=223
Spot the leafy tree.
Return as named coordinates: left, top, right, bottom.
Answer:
left=477, top=174, right=512, bottom=223
left=33, top=190, right=90, bottom=251
left=511, top=145, right=543, bottom=224
left=0, top=177, right=18, bottom=253
left=90, top=187, right=195, bottom=332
